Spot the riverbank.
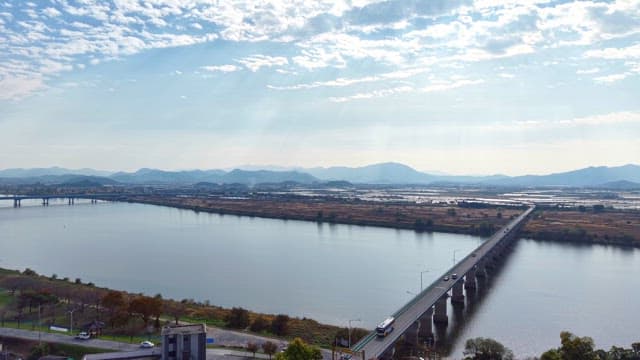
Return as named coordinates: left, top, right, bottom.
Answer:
left=122, top=195, right=640, bottom=247
left=0, top=268, right=365, bottom=349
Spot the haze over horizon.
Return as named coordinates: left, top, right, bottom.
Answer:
left=1, top=0, right=639, bottom=175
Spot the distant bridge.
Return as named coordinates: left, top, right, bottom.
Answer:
left=351, top=205, right=536, bottom=360
left=0, top=194, right=133, bottom=207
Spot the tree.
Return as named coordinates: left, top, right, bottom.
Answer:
left=271, top=314, right=290, bottom=336
left=250, top=315, right=270, bottom=332
left=275, top=338, right=322, bottom=360
left=102, top=291, right=126, bottom=328
left=558, top=331, right=598, bottom=360
left=129, top=296, right=156, bottom=328
left=247, top=342, right=259, bottom=358
left=226, top=307, right=250, bottom=329
left=463, top=337, right=514, bottom=360
left=262, top=341, right=278, bottom=360
left=540, top=349, right=562, bottom=360
left=23, top=268, right=38, bottom=276
left=165, top=301, right=187, bottom=325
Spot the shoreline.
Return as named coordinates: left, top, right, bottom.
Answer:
left=122, top=196, right=640, bottom=249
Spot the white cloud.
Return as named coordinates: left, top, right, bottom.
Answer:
left=421, top=78, right=484, bottom=92
left=0, top=75, right=45, bottom=100
left=498, top=72, right=515, bottom=78
left=268, top=68, right=427, bottom=90
left=236, top=55, right=288, bottom=72
left=201, top=64, right=240, bottom=73
left=576, top=67, right=600, bottom=75
left=329, top=85, right=414, bottom=103
left=584, top=44, right=640, bottom=60
left=593, top=73, right=631, bottom=84
left=42, top=7, right=61, bottom=17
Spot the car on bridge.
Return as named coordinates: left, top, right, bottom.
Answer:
left=451, top=273, right=458, bottom=279
left=443, top=276, right=449, bottom=281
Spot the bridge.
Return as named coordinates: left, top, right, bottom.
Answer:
left=350, top=205, right=536, bottom=360
left=0, top=194, right=132, bottom=207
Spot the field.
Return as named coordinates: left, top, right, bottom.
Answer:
left=127, top=195, right=523, bottom=236
left=523, top=208, right=640, bottom=246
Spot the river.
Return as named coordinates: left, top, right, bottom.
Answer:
left=1, top=200, right=638, bottom=358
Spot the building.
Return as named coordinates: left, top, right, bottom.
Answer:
left=161, top=324, right=206, bottom=360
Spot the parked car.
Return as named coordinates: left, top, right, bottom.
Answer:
left=140, top=341, right=155, bottom=348
left=340, top=354, right=352, bottom=360
left=75, top=332, right=90, bottom=340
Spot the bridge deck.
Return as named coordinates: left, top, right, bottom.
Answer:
left=353, top=205, right=535, bottom=359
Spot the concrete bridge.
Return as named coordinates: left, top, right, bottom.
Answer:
left=351, top=205, right=536, bottom=360
left=0, top=194, right=131, bottom=207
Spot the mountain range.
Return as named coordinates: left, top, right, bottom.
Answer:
left=0, top=163, right=639, bottom=188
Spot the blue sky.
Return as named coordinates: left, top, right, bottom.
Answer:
left=0, top=0, right=639, bottom=175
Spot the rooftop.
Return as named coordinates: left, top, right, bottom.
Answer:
left=161, top=324, right=206, bottom=336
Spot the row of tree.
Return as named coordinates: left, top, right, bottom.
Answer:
left=462, top=332, right=640, bottom=360
left=226, top=306, right=290, bottom=335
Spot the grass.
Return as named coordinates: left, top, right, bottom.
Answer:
left=0, top=288, right=12, bottom=307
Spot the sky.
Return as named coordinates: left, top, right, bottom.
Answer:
left=0, top=0, right=639, bottom=176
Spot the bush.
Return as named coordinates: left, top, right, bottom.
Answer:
left=250, top=316, right=269, bottom=332
left=226, top=307, right=250, bottom=329
left=271, top=314, right=290, bottom=336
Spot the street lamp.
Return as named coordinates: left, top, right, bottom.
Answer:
left=68, top=308, right=77, bottom=334
left=452, top=249, right=462, bottom=265
left=348, top=319, right=361, bottom=348
left=420, top=270, right=431, bottom=292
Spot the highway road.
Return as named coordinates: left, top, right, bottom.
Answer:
left=353, top=206, right=535, bottom=359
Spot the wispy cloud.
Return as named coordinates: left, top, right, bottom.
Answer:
left=268, top=68, right=427, bottom=90
left=236, top=55, right=288, bottom=72
left=201, top=65, right=241, bottom=73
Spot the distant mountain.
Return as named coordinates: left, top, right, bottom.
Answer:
left=0, top=175, right=118, bottom=186
left=221, top=169, right=317, bottom=185
left=596, top=180, right=640, bottom=190
left=2, top=163, right=638, bottom=188
left=306, top=162, right=438, bottom=184
left=110, top=169, right=225, bottom=184
left=0, top=167, right=112, bottom=178
left=305, top=162, right=508, bottom=185
left=486, top=164, right=640, bottom=187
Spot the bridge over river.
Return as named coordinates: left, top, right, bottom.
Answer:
left=350, top=205, right=536, bottom=360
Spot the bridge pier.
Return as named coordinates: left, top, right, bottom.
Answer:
left=475, top=261, right=487, bottom=278
left=68, top=198, right=75, bottom=205
left=403, top=321, right=420, bottom=347
left=451, top=281, right=465, bottom=305
left=42, top=198, right=49, bottom=206
left=464, top=268, right=477, bottom=290
left=13, top=199, right=21, bottom=207
left=433, top=295, right=448, bottom=324
left=418, top=308, right=434, bottom=346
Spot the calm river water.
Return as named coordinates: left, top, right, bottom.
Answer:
left=1, top=200, right=638, bottom=358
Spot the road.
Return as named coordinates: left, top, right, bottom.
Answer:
left=0, top=327, right=139, bottom=351
left=353, top=206, right=535, bottom=359
left=0, top=326, right=333, bottom=360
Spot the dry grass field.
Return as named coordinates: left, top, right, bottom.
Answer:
left=127, top=196, right=523, bottom=236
